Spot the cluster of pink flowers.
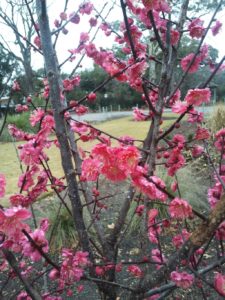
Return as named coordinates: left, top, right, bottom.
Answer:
left=82, top=143, right=140, bottom=182
left=211, top=20, right=222, bottom=36
left=172, top=229, right=190, bottom=249
left=184, top=88, right=211, bottom=106
left=142, top=0, right=170, bottom=12
left=216, top=221, right=225, bottom=241
left=63, top=76, right=80, bottom=91
left=160, top=134, right=186, bottom=176
left=166, top=148, right=185, bottom=176
left=127, top=265, right=143, bottom=277
left=0, top=206, right=31, bottom=245
left=151, top=248, right=166, bottom=268
left=171, top=271, right=194, bottom=289
left=208, top=165, right=225, bottom=208
left=22, top=228, right=49, bottom=262
left=15, top=104, right=29, bottom=113
left=181, top=45, right=208, bottom=73
left=30, top=108, right=45, bottom=126
left=49, top=249, right=90, bottom=289
left=131, top=167, right=168, bottom=201
left=214, top=273, right=225, bottom=296
left=34, top=35, right=41, bottom=49
left=191, top=145, right=204, bottom=158
left=188, top=18, right=205, bottom=38
left=148, top=209, right=161, bottom=244
left=214, top=128, right=225, bottom=153
left=133, top=107, right=149, bottom=121
left=12, top=80, right=21, bottom=91
left=8, top=124, right=33, bottom=141
left=169, top=198, right=193, bottom=219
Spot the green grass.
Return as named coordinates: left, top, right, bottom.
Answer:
left=0, top=114, right=176, bottom=201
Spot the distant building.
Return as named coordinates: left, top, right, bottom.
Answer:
left=0, top=96, right=15, bottom=117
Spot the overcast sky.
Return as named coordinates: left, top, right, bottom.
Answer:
left=1, top=0, right=224, bottom=74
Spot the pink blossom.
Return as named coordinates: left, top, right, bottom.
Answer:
left=40, top=218, right=49, bottom=232
left=214, top=273, right=225, bottom=296
left=17, top=291, right=32, bottom=300
left=16, top=104, right=29, bottom=113
left=19, top=140, right=44, bottom=165
left=181, top=53, right=201, bottom=73
left=169, top=89, right=181, bottom=106
left=215, top=128, right=225, bottom=152
left=22, top=229, right=49, bottom=262
left=188, top=110, right=204, bottom=123
left=148, top=209, right=161, bottom=244
left=212, top=20, right=222, bottom=36
left=172, top=134, right=185, bottom=148
left=161, top=29, right=180, bottom=45
left=0, top=206, right=31, bottom=243
left=63, top=76, right=80, bottom=91
left=8, top=124, right=33, bottom=141
left=135, top=205, right=145, bottom=216
left=81, top=158, right=100, bottom=181
left=119, top=135, right=135, bottom=146
left=132, top=167, right=167, bottom=201
left=62, top=28, right=68, bottom=35
left=171, top=181, right=178, bottom=192
left=80, top=32, right=89, bottom=43
left=172, top=229, right=190, bottom=249
left=73, top=105, right=88, bottom=116
left=89, top=17, right=97, bottom=27
left=54, top=19, right=60, bottom=28
left=34, top=36, right=41, bottom=49
left=216, top=222, right=225, bottom=241
left=127, top=265, right=143, bottom=277
left=167, top=149, right=185, bottom=176
left=142, top=0, right=170, bottom=12
left=188, top=18, right=205, bottom=38
left=69, top=13, right=80, bottom=24
left=151, top=248, right=166, bottom=268
left=126, top=59, right=147, bottom=91
left=59, top=12, right=67, bottom=21
left=0, top=174, right=6, bottom=197
left=172, top=101, right=188, bottom=114
left=87, top=92, right=97, bottom=102
left=169, top=198, right=193, bottom=219
left=95, top=266, right=105, bottom=276
left=208, top=182, right=222, bottom=208
left=30, top=108, right=45, bottom=127
left=185, top=88, right=211, bottom=106
left=191, top=145, right=204, bottom=158
left=79, top=2, right=93, bottom=15
left=10, top=194, right=31, bottom=207
left=12, top=80, right=21, bottom=91
left=171, top=271, right=194, bottom=289
left=133, top=107, right=149, bottom=121
left=83, top=144, right=140, bottom=182
left=59, top=249, right=90, bottom=284
left=194, top=127, right=210, bottom=140
left=74, top=251, right=89, bottom=267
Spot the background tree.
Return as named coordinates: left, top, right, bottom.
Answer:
left=0, top=0, right=38, bottom=95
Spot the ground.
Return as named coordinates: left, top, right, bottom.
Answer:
left=1, top=113, right=223, bottom=299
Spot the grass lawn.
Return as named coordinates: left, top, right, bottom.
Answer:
left=0, top=114, right=176, bottom=202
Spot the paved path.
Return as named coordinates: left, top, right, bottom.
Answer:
left=71, top=106, right=215, bottom=122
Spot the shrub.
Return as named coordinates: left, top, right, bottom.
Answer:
left=47, top=203, right=78, bottom=253
left=6, top=112, right=33, bottom=132
left=0, top=112, right=35, bottom=142
left=207, top=103, right=225, bottom=134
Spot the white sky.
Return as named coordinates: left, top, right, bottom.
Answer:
left=0, top=0, right=225, bottom=74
